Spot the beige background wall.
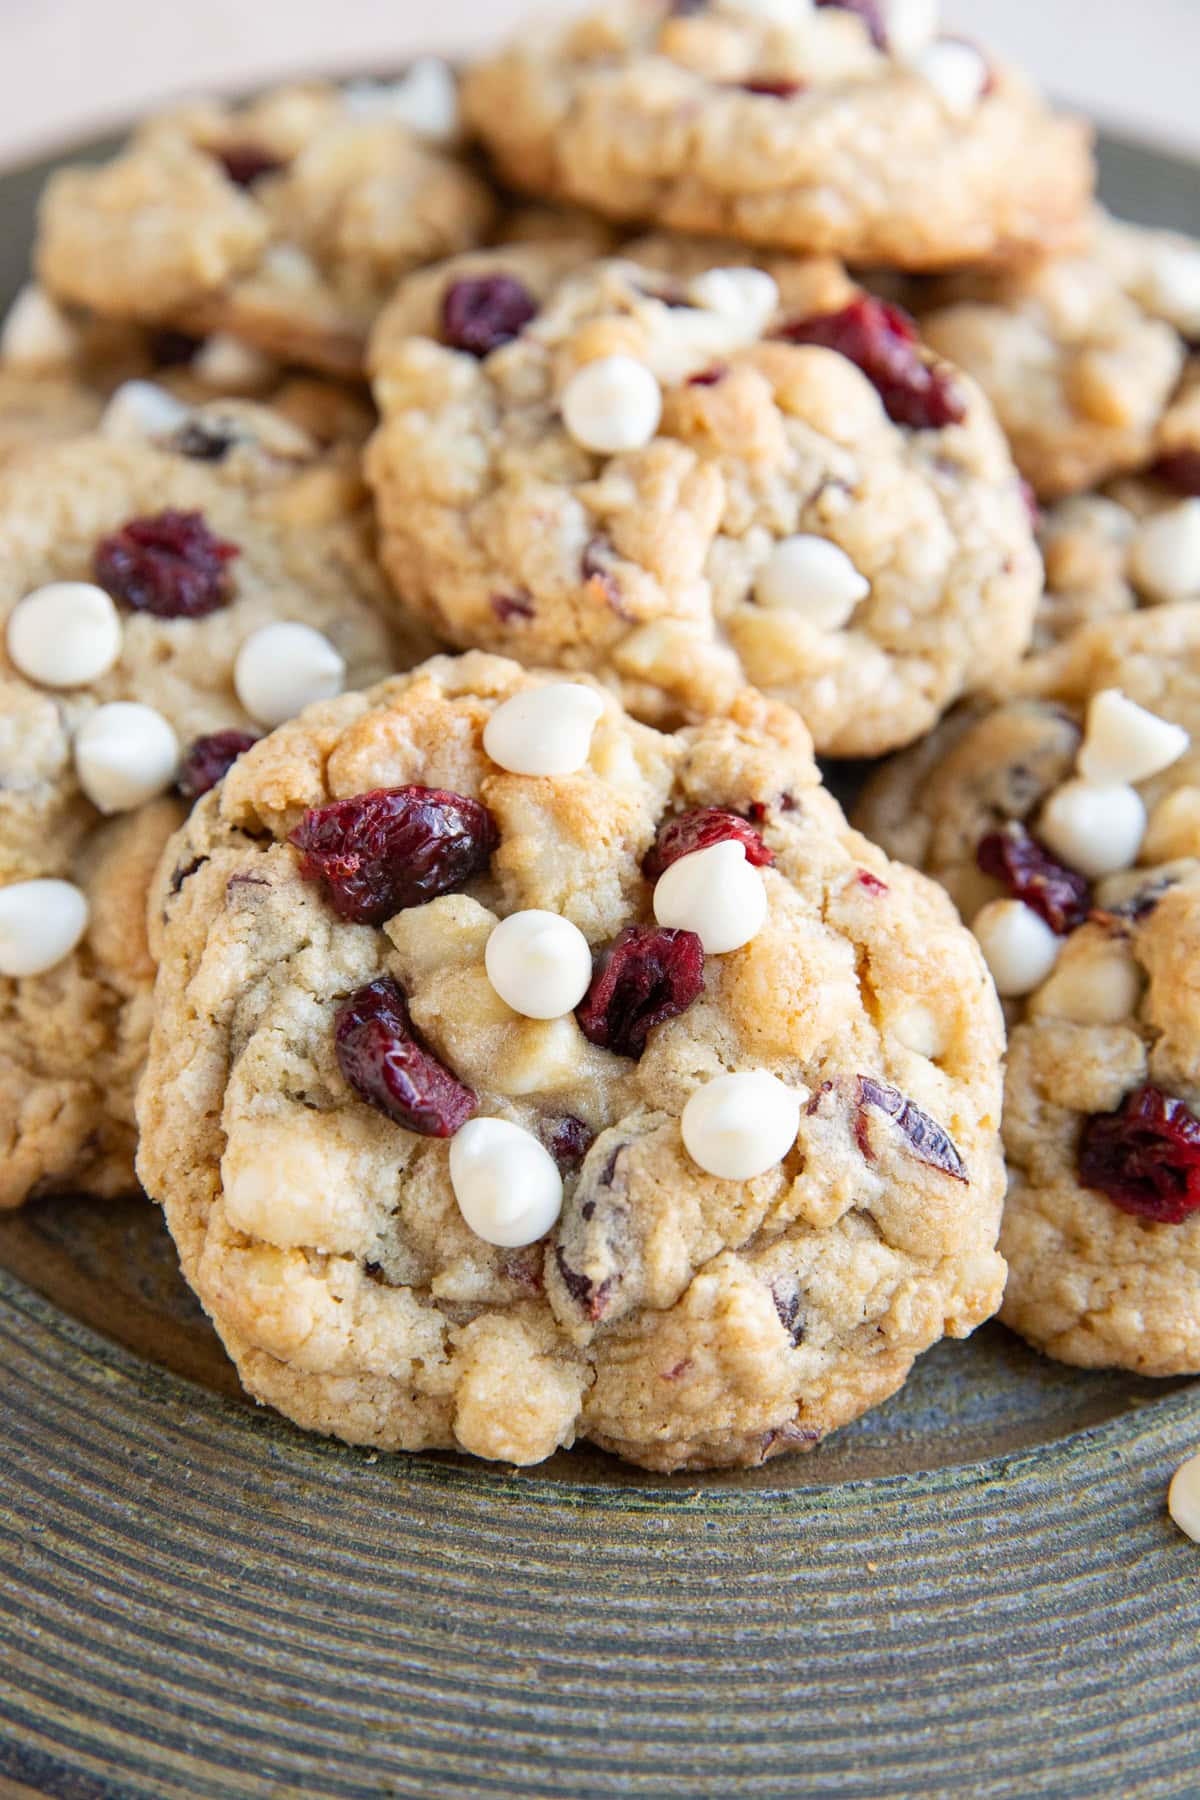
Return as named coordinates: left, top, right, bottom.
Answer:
left=1, top=0, right=1198, bottom=164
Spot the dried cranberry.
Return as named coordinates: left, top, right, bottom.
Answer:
left=777, top=297, right=966, bottom=431
left=491, top=593, right=535, bottom=623
left=335, top=977, right=476, bottom=1137
left=856, top=1076, right=967, bottom=1181
left=441, top=276, right=538, bottom=357
left=215, top=144, right=286, bottom=188
left=643, top=807, right=774, bottom=881
left=541, top=1115, right=595, bottom=1172
left=857, top=870, right=888, bottom=895
left=1019, top=477, right=1042, bottom=528
left=814, top=0, right=886, bottom=47
left=977, top=822, right=1091, bottom=935
left=178, top=730, right=258, bottom=799
left=1153, top=449, right=1200, bottom=497
left=1078, top=1085, right=1200, bottom=1223
left=94, top=510, right=239, bottom=619
left=149, top=328, right=201, bottom=368
left=577, top=924, right=704, bottom=1058
left=687, top=366, right=726, bottom=387
left=554, top=1246, right=614, bottom=1322
left=290, top=786, right=499, bottom=926
left=741, top=78, right=804, bottom=98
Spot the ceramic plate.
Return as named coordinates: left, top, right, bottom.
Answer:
left=0, top=123, right=1198, bottom=1800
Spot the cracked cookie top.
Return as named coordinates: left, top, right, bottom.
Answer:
left=137, top=650, right=1006, bottom=1473
left=35, top=78, right=496, bottom=375
left=856, top=606, right=1200, bottom=1375
left=365, top=240, right=1041, bottom=757
left=461, top=0, right=1092, bottom=268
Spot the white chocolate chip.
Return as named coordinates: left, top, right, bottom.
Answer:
left=972, top=899, right=1061, bottom=998
left=192, top=333, right=276, bottom=389
left=1140, top=244, right=1200, bottom=336
left=1077, top=689, right=1189, bottom=786
left=686, top=267, right=780, bottom=334
left=1129, top=500, right=1200, bottom=605
left=261, top=244, right=319, bottom=289
left=1168, top=1450, right=1200, bottom=1543
left=483, top=683, right=604, bottom=777
left=1030, top=941, right=1143, bottom=1025
left=234, top=622, right=345, bottom=727
left=653, top=840, right=768, bottom=954
left=884, top=0, right=939, bottom=58
left=74, top=702, right=180, bottom=814
left=561, top=355, right=662, bottom=455
left=0, top=284, right=78, bottom=368
left=1038, top=780, right=1147, bottom=880
left=7, top=582, right=122, bottom=688
left=754, top=535, right=870, bottom=628
left=893, top=1004, right=945, bottom=1060
left=0, top=878, right=89, bottom=977
left=911, top=41, right=988, bottom=117
left=681, top=1070, right=803, bottom=1181
left=449, top=1116, right=563, bottom=1247
left=100, top=380, right=191, bottom=444
left=485, top=910, right=593, bottom=1020
left=343, top=59, right=460, bottom=141
left=717, top=0, right=813, bottom=23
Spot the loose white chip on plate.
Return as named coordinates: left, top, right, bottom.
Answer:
left=449, top=1116, right=564, bottom=1247
left=1168, top=1450, right=1200, bottom=1543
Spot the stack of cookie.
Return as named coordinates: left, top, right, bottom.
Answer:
left=0, top=0, right=1193, bottom=1472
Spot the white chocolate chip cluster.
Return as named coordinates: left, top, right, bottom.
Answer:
left=139, top=652, right=1007, bottom=1469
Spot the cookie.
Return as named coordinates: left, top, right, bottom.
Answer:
left=0, top=284, right=377, bottom=467
left=0, top=405, right=406, bottom=1206
left=364, top=239, right=1041, bottom=757
left=136, top=651, right=1007, bottom=1472
left=35, top=76, right=496, bottom=376
left=919, top=212, right=1200, bottom=501
left=461, top=0, right=1092, bottom=269
left=856, top=606, right=1200, bottom=1374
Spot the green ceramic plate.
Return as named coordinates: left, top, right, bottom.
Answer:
left=1, top=123, right=1199, bottom=1800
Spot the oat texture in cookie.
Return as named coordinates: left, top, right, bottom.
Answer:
left=856, top=605, right=1200, bottom=1375
left=918, top=211, right=1200, bottom=501
left=365, top=240, right=1041, bottom=757
left=136, top=650, right=1007, bottom=1472
left=0, top=404, right=404, bottom=1207
left=461, top=0, right=1092, bottom=268
left=35, top=78, right=496, bottom=375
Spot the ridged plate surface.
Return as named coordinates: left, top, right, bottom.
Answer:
left=0, top=126, right=1199, bottom=1800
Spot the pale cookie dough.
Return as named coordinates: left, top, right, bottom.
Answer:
left=136, top=652, right=1007, bottom=1472
left=856, top=605, right=1200, bottom=1374
left=919, top=212, right=1200, bottom=501
left=36, top=79, right=496, bottom=376
left=365, top=240, right=1040, bottom=757
left=0, top=405, right=406, bottom=1206
left=461, top=0, right=1092, bottom=268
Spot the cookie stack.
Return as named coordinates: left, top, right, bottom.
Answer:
left=0, top=1, right=1193, bottom=1472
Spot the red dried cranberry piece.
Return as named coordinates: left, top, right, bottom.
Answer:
left=777, top=296, right=966, bottom=430
left=178, top=730, right=258, bottom=800
left=741, top=78, right=804, bottom=98
left=215, top=144, right=286, bottom=187
left=491, top=593, right=535, bottom=623
left=576, top=924, right=704, bottom=1058
left=94, top=510, right=240, bottom=619
left=977, top=822, right=1091, bottom=935
left=1078, top=1085, right=1200, bottom=1223
left=643, top=807, right=775, bottom=881
left=687, top=366, right=727, bottom=387
left=1153, top=449, right=1200, bottom=497
left=441, top=276, right=538, bottom=357
left=856, top=1076, right=967, bottom=1181
left=857, top=870, right=888, bottom=895
left=290, top=786, right=499, bottom=927
left=335, top=977, right=476, bottom=1137
left=814, top=0, right=886, bottom=47
left=542, top=1115, right=595, bottom=1172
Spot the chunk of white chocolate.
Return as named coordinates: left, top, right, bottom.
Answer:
left=681, top=1070, right=803, bottom=1180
